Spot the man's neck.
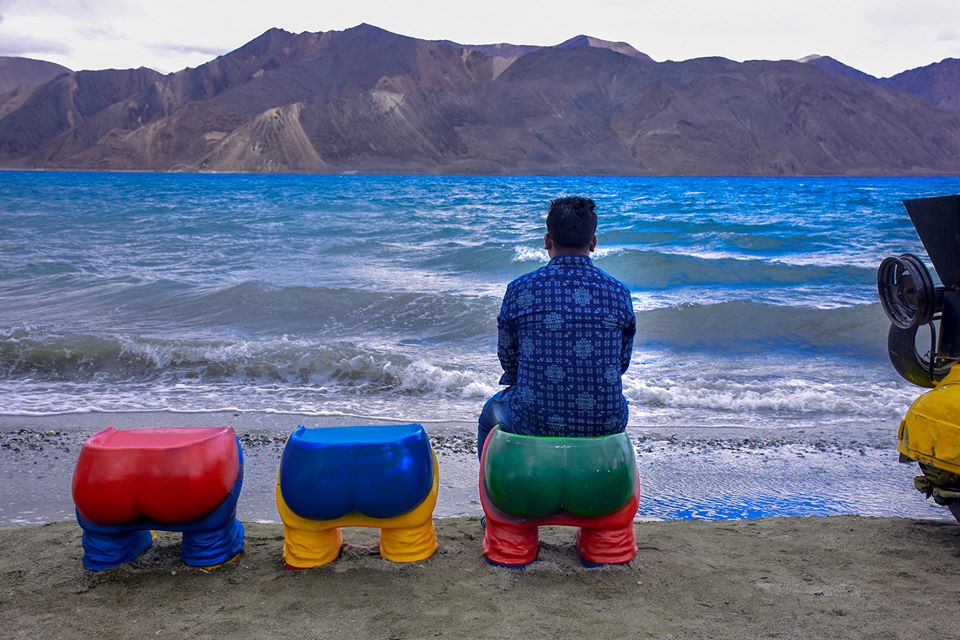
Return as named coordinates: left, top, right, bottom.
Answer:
left=548, top=248, right=591, bottom=259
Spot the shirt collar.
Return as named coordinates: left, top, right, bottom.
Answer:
left=548, top=254, right=594, bottom=267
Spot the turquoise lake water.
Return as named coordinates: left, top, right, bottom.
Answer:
left=1, top=172, right=958, bottom=432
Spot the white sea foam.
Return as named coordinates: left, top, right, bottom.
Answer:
left=621, top=364, right=915, bottom=418
left=0, top=347, right=914, bottom=433
left=512, top=245, right=626, bottom=262
left=629, top=286, right=874, bottom=312
left=648, top=246, right=883, bottom=271
left=513, top=246, right=548, bottom=262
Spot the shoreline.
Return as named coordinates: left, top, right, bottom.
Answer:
left=0, top=408, right=898, bottom=445
left=0, top=411, right=949, bottom=525
left=2, top=517, right=958, bottom=639
left=4, top=167, right=960, bottom=178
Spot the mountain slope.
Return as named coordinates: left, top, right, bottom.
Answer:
left=798, top=55, right=877, bottom=84
left=556, top=35, right=653, bottom=61
left=490, top=49, right=960, bottom=175
left=0, top=67, right=162, bottom=159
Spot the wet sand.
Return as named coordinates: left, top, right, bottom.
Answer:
left=2, top=517, right=958, bottom=640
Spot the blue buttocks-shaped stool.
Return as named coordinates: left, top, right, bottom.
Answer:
left=276, top=424, right=439, bottom=568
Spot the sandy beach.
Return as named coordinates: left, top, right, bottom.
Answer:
left=2, top=516, right=958, bottom=639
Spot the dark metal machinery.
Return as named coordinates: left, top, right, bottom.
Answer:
left=878, top=195, right=960, bottom=387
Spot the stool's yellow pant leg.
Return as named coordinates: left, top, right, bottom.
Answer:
left=378, top=457, right=440, bottom=562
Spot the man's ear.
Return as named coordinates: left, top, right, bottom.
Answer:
left=544, top=233, right=553, bottom=251
left=589, top=236, right=597, bottom=252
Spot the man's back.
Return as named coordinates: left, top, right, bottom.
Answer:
left=497, top=254, right=636, bottom=437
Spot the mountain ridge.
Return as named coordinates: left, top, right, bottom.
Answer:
left=0, top=57, right=71, bottom=94
left=799, top=54, right=960, bottom=111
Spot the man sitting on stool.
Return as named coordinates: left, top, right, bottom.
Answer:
left=478, top=196, right=636, bottom=455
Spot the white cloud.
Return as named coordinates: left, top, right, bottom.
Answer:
left=0, top=0, right=137, bottom=20
left=0, top=31, right=71, bottom=57
left=147, top=42, right=231, bottom=57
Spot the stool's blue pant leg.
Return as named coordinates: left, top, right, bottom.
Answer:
left=180, top=461, right=245, bottom=567
left=478, top=388, right=511, bottom=460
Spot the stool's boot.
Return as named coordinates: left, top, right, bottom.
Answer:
left=482, top=518, right=538, bottom=567
left=79, top=526, right=153, bottom=571
left=576, top=523, right=637, bottom=565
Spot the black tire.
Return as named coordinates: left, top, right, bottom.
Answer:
left=950, top=501, right=960, bottom=524
left=878, top=254, right=936, bottom=329
left=888, top=323, right=951, bottom=388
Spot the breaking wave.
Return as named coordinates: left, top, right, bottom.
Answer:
left=0, top=328, right=497, bottom=397
left=634, top=300, right=889, bottom=357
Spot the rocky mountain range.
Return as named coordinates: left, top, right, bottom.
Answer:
left=1, top=24, right=959, bottom=175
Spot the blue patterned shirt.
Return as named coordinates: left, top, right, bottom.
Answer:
left=497, top=254, right=636, bottom=437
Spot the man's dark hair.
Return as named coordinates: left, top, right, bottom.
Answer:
left=546, top=197, right=597, bottom=248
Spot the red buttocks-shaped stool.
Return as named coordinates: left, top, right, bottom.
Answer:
left=72, top=426, right=245, bottom=570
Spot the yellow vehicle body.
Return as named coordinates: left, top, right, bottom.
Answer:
left=898, top=366, right=960, bottom=476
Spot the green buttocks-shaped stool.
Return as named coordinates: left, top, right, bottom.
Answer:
left=479, top=426, right=640, bottom=567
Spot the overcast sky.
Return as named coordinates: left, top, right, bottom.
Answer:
left=0, top=0, right=958, bottom=77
